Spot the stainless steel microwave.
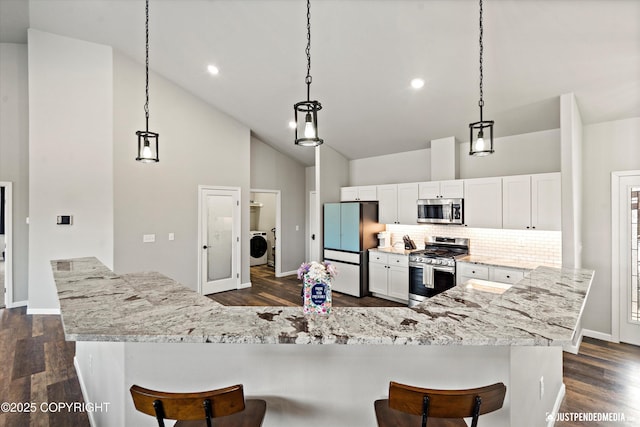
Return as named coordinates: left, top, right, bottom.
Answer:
left=417, top=198, right=463, bottom=224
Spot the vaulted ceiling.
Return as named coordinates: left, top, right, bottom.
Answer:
left=2, top=0, right=639, bottom=165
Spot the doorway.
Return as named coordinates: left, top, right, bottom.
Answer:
left=0, top=182, right=12, bottom=308
left=198, top=186, right=241, bottom=295
left=612, top=172, right=640, bottom=346
left=249, top=190, right=281, bottom=280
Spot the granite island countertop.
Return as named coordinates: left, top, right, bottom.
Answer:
left=51, top=257, right=593, bottom=347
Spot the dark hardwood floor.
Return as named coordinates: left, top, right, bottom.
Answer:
left=207, top=264, right=406, bottom=308
left=1, top=267, right=637, bottom=426
left=0, top=306, right=89, bottom=427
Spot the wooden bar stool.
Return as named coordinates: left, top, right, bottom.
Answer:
left=130, top=384, right=266, bottom=427
left=374, top=381, right=506, bottom=427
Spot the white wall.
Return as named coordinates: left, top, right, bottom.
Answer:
left=250, top=137, right=306, bottom=273
left=27, top=30, right=114, bottom=312
left=348, top=129, right=561, bottom=186
left=459, top=129, right=561, bottom=179
left=349, top=148, right=430, bottom=186
left=560, top=94, right=583, bottom=268
left=113, top=51, right=250, bottom=289
left=0, top=43, right=29, bottom=304
left=317, top=145, right=349, bottom=253
left=581, top=116, right=640, bottom=335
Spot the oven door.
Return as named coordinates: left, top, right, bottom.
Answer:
left=409, top=262, right=455, bottom=304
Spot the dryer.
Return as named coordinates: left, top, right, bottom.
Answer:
left=250, top=231, right=268, bottom=266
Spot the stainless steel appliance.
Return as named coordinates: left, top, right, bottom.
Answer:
left=323, top=201, right=384, bottom=297
left=408, top=236, right=469, bottom=307
left=417, top=198, right=463, bottom=224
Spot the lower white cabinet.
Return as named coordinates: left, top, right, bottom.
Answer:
left=456, top=261, right=527, bottom=286
left=369, top=252, right=409, bottom=302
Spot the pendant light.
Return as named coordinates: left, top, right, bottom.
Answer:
left=469, top=0, right=494, bottom=157
left=293, top=0, right=323, bottom=147
left=136, top=0, right=159, bottom=163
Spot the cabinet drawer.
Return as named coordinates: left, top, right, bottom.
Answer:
left=457, top=263, right=489, bottom=280
left=388, top=254, right=408, bottom=267
left=490, top=267, right=525, bottom=284
left=369, top=252, right=388, bottom=264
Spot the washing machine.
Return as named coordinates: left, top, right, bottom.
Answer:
left=250, top=231, right=268, bottom=266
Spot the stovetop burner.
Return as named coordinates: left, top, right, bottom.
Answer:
left=409, top=236, right=470, bottom=263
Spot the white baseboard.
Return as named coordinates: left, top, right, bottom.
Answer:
left=6, top=300, right=28, bottom=308
left=26, top=307, right=61, bottom=315
left=239, top=281, right=251, bottom=289
left=582, top=328, right=616, bottom=343
left=546, top=383, right=566, bottom=427
left=276, top=270, right=297, bottom=277
left=74, top=357, right=97, bottom=427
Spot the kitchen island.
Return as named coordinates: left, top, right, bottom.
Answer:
left=52, top=257, right=593, bottom=427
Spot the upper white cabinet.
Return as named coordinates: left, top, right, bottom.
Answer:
left=377, top=183, right=418, bottom=224
left=502, top=172, right=560, bottom=231
left=418, top=180, right=464, bottom=200
left=463, top=177, right=503, bottom=228
left=531, top=173, right=561, bottom=231
left=340, top=185, right=377, bottom=201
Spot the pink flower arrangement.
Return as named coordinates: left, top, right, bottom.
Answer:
left=297, top=261, right=338, bottom=282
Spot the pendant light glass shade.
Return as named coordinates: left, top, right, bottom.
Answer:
left=469, top=0, right=494, bottom=157
left=294, top=100, right=323, bottom=147
left=136, top=0, right=159, bottom=163
left=136, top=130, right=159, bottom=162
left=294, top=0, right=323, bottom=147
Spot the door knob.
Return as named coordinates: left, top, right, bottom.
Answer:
left=311, top=234, right=316, bottom=240
left=203, top=245, right=209, bottom=249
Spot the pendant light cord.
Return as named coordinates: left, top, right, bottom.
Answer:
left=478, top=0, right=484, bottom=120
left=305, top=0, right=312, bottom=101
left=144, top=0, right=150, bottom=131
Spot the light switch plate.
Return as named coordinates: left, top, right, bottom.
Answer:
left=168, top=233, right=175, bottom=241
left=143, top=234, right=155, bottom=243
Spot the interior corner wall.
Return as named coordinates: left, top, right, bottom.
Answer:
left=27, top=29, right=114, bottom=312
left=0, top=43, right=29, bottom=303
left=560, top=94, right=583, bottom=269
left=112, top=51, right=250, bottom=289
left=582, top=116, right=640, bottom=335
left=250, top=136, right=306, bottom=273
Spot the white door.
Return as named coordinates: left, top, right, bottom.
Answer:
left=309, top=191, right=319, bottom=262
left=199, top=187, right=240, bottom=295
left=617, top=175, right=640, bottom=345
left=0, top=182, right=12, bottom=308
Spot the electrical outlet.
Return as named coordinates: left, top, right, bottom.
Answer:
left=143, top=234, right=155, bottom=243
left=539, top=376, right=544, bottom=399
left=168, top=233, right=175, bottom=241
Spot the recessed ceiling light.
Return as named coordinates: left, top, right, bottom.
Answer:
left=207, top=64, right=219, bottom=75
left=411, top=78, right=425, bottom=89
left=288, top=121, right=297, bottom=129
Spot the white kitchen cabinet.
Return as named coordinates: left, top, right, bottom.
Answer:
left=502, top=173, right=561, bottom=231
left=457, top=261, right=527, bottom=286
left=418, top=180, right=464, bottom=199
left=376, top=183, right=418, bottom=224
left=463, top=177, right=502, bottom=228
left=369, top=252, right=408, bottom=302
left=490, top=266, right=525, bottom=284
left=531, top=173, right=561, bottom=231
left=340, top=185, right=377, bottom=201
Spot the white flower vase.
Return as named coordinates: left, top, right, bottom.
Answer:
left=302, top=275, right=332, bottom=315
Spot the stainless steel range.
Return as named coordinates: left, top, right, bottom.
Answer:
left=408, top=236, right=469, bottom=307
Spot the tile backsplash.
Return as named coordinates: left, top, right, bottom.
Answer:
left=385, top=224, right=562, bottom=266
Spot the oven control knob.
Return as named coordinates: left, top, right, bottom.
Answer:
left=433, top=259, right=441, bottom=265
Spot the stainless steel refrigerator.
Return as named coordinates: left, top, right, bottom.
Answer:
left=323, top=201, right=383, bottom=297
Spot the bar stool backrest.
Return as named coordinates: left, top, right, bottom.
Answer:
left=130, top=384, right=246, bottom=427
left=388, top=381, right=506, bottom=427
